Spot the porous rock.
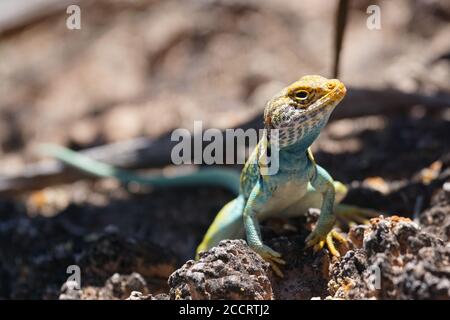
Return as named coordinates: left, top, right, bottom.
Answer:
left=168, top=239, right=273, bottom=300
left=328, top=216, right=449, bottom=299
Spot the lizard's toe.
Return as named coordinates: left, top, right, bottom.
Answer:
left=268, top=260, right=284, bottom=278
left=312, top=239, right=325, bottom=252
left=305, top=229, right=347, bottom=257
left=252, top=244, right=286, bottom=277
left=305, top=231, right=322, bottom=248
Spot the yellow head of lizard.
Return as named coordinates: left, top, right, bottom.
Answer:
left=263, top=75, right=346, bottom=148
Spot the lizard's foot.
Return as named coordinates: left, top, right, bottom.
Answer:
left=252, top=244, right=286, bottom=277
left=305, top=228, right=347, bottom=257
left=335, top=204, right=380, bottom=228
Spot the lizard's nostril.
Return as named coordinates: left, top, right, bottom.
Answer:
left=330, top=80, right=346, bottom=94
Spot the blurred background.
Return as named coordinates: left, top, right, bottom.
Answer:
left=0, top=0, right=448, bottom=171
left=0, top=0, right=449, bottom=299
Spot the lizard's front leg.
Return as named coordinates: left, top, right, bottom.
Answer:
left=305, top=164, right=347, bottom=256
left=243, top=182, right=286, bottom=276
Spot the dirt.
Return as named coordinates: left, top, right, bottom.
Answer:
left=0, top=0, right=449, bottom=299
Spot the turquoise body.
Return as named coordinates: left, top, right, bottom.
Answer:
left=196, top=124, right=340, bottom=255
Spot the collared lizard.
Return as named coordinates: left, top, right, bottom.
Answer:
left=42, top=75, right=378, bottom=276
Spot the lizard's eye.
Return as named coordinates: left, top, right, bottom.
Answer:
left=294, top=90, right=309, bottom=100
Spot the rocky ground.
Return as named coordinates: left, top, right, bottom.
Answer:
left=0, top=0, right=449, bottom=299
left=0, top=138, right=449, bottom=299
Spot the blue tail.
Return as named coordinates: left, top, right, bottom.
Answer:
left=40, top=144, right=241, bottom=194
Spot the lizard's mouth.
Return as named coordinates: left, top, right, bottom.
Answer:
left=308, top=80, right=346, bottom=115
left=329, top=80, right=347, bottom=101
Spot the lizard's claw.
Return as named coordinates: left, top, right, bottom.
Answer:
left=305, top=229, right=347, bottom=257
left=253, top=244, right=286, bottom=277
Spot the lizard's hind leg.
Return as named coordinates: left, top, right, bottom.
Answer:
left=195, top=196, right=245, bottom=259
left=334, top=204, right=380, bottom=229
left=332, top=182, right=381, bottom=228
